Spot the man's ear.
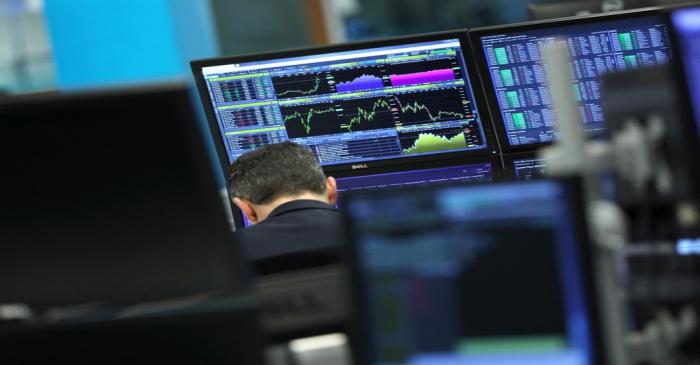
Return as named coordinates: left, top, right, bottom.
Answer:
left=232, top=197, right=258, bottom=225
left=326, top=176, right=338, bottom=206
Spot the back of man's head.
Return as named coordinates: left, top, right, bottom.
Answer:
left=228, top=142, right=327, bottom=205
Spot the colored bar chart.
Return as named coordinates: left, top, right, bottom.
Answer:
left=624, top=55, right=639, bottom=68
left=512, top=113, right=527, bottom=130
left=500, top=69, right=515, bottom=87
left=618, top=32, right=637, bottom=51
left=506, top=91, right=521, bottom=108
left=389, top=69, right=455, bottom=87
left=495, top=47, right=509, bottom=65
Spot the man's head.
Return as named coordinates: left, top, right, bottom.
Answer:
left=228, top=141, right=337, bottom=224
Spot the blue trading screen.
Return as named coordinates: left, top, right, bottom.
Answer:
left=513, top=157, right=547, bottom=180
left=336, top=162, right=493, bottom=193
left=201, top=39, right=488, bottom=166
left=240, top=163, right=493, bottom=227
left=479, top=16, right=671, bottom=147
left=672, top=7, right=700, bottom=133
left=345, top=181, right=594, bottom=365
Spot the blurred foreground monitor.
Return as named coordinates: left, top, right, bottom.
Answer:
left=344, top=180, right=602, bottom=365
left=0, top=83, right=263, bottom=363
left=0, top=83, right=245, bottom=311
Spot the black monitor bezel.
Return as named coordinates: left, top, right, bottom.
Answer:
left=468, top=6, right=668, bottom=153
left=342, top=177, right=606, bottom=365
left=190, top=30, right=499, bottom=177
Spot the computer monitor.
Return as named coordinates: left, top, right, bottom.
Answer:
left=191, top=30, right=496, bottom=174
left=0, top=84, right=247, bottom=312
left=503, top=153, right=549, bottom=180
left=470, top=8, right=672, bottom=151
left=670, top=5, right=700, bottom=133
left=238, top=158, right=498, bottom=227
left=344, top=180, right=602, bottom=365
left=336, top=160, right=494, bottom=194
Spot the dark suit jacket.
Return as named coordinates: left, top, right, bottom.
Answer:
left=235, top=200, right=345, bottom=275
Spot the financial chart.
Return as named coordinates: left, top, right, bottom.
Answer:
left=201, top=38, right=487, bottom=165
left=478, top=16, right=672, bottom=147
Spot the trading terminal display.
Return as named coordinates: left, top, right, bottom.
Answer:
left=239, top=163, right=494, bottom=227
left=345, top=181, right=597, bottom=365
left=475, top=14, right=671, bottom=148
left=199, top=38, right=488, bottom=166
left=512, top=157, right=547, bottom=180
left=336, top=163, right=493, bottom=193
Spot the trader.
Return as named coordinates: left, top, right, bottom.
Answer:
left=228, top=141, right=344, bottom=273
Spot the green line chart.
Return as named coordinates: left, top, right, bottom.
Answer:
left=272, top=73, right=332, bottom=99
left=392, top=88, right=471, bottom=126
left=281, top=103, right=339, bottom=138
left=340, top=97, right=395, bottom=132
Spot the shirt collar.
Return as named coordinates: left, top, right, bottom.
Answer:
left=267, top=199, right=336, bottom=218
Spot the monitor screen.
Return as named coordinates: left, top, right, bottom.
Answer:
left=239, top=162, right=495, bottom=227
left=474, top=12, right=671, bottom=149
left=671, top=6, right=700, bottom=133
left=196, top=35, right=489, bottom=168
left=336, top=162, right=493, bottom=193
left=345, top=181, right=598, bottom=365
left=513, top=157, right=548, bottom=180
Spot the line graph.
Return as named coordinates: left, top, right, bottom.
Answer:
left=394, top=99, right=464, bottom=122
left=272, top=72, right=332, bottom=99
left=281, top=102, right=339, bottom=138
left=399, top=127, right=468, bottom=154
left=392, top=88, right=472, bottom=126
left=339, top=97, right=395, bottom=132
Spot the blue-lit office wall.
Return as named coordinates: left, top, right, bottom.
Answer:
left=43, top=0, right=218, bottom=89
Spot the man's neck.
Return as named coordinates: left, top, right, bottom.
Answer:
left=254, top=192, right=329, bottom=221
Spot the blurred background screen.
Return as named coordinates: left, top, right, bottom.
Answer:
left=2, top=0, right=690, bottom=94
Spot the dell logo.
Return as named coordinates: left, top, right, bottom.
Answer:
left=351, top=164, right=369, bottom=170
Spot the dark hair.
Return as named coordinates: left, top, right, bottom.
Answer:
left=227, top=142, right=327, bottom=204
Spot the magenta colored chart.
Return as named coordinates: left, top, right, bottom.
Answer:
left=336, top=74, right=384, bottom=92
left=389, top=68, right=455, bottom=87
